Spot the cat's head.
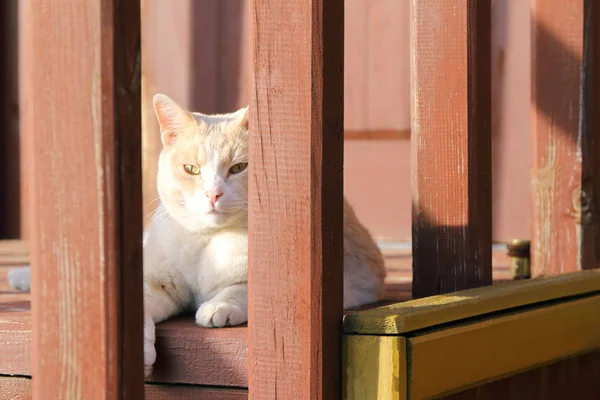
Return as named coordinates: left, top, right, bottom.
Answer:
left=153, top=94, right=249, bottom=232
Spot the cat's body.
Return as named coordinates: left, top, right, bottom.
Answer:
left=143, top=201, right=249, bottom=329
left=8, top=94, right=387, bottom=377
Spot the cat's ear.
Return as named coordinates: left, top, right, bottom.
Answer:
left=153, top=94, right=196, bottom=146
left=236, top=106, right=249, bottom=131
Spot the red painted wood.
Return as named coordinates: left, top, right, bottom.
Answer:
left=0, top=376, right=250, bottom=400
left=22, top=0, right=144, bottom=397
left=410, top=0, right=493, bottom=297
left=530, top=0, right=597, bottom=275
left=249, top=1, right=344, bottom=397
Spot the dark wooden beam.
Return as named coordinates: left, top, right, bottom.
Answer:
left=0, top=0, right=21, bottom=239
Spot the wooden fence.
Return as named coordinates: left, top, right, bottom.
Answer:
left=10, top=0, right=600, bottom=398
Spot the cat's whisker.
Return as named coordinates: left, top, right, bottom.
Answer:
left=148, top=207, right=173, bottom=223
left=146, top=197, right=163, bottom=206
left=146, top=195, right=182, bottom=207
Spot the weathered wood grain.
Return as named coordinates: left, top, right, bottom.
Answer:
left=0, top=302, right=248, bottom=387
left=0, top=376, right=250, bottom=400
left=0, top=311, right=31, bottom=376
left=146, top=384, right=248, bottom=400
left=531, top=0, right=598, bottom=275
left=22, top=0, right=144, bottom=398
left=410, top=0, right=493, bottom=297
left=249, top=0, right=345, bottom=398
left=0, top=376, right=32, bottom=400
left=149, top=317, right=248, bottom=387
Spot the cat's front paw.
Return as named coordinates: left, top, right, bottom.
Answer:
left=195, top=301, right=247, bottom=328
left=143, top=310, right=156, bottom=378
left=144, top=338, right=156, bottom=378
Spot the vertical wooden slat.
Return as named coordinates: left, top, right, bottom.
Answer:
left=249, top=0, right=344, bottom=398
left=0, top=0, right=21, bottom=239
left=411, top=0, right=493, bottom=298
left=23, top=0, right=144, bottom=398
left=531, top=0, right=597, bottom=275
left=590, top=0, right=600, bottom=271
left=18, top=0, right=29, bottom=241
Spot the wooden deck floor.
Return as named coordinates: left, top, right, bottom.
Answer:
left=0, top=240, right=513, bottom=397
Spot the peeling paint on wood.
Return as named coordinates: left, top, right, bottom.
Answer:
left=531, top=0, right=598, bottom=276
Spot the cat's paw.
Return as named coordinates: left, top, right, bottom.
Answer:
left=143, top=310, right=156, bottom=378
left=7, top=266, right=31, bottom=292
left=144, top=338, right=156, bottom=378
left=195, top=301, right=247, bottom=328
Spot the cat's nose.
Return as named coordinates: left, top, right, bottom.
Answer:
left=206, top=190, right=223, bottom=206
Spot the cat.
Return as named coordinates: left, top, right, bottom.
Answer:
left=7, top=94, right=387, bottom=378
left=143, top=94, right=386, bottom=375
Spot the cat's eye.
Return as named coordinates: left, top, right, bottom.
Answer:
left=229, top=162, right=248, bottom=175
left=183, top=164, right=200, bottom=175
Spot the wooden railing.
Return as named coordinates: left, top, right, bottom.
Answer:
left=13, top=0, right=600, bottom=399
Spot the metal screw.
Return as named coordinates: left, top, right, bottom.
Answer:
left=507, top=240, right=531, bottom=280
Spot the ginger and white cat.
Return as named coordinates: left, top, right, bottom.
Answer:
left=8, top=94, right=387, bottom=377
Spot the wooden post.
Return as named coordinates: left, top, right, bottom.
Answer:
left=590, top=0, right=600, bottom=271
left=531, top=0, right=598, bottom=275
left=0, top=0, right=21, bottom=239
left=410, top=0, right=493, bottom=298
left=23, top=1, right=144, bottom=398
left=249, top=1, right=344, bottom=399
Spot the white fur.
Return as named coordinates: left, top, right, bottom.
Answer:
left=143, top=202, right=248, bottom=375
left=7, top=266, right=31, bottom=292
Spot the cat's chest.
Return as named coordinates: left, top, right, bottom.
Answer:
left=174, top=235, right=211, bottom=266
left=175, top=231, right=247, bottom=288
